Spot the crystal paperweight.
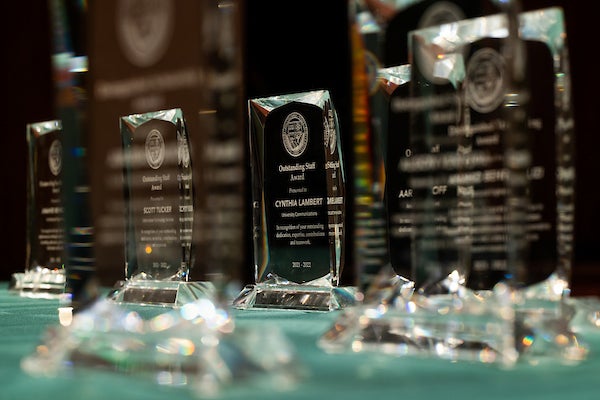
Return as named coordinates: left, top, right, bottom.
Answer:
left=10, top=120, right=66, bottom=298
left=321, top=6, right=585, bottom=365
left=233, top=90, right=355, bottom=311
left=21, top=297, right=304, bottom=397
left=110, top=108, right=213, bottom=307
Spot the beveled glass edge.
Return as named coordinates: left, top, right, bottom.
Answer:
left=248, top=89, right=331, bottom=117
left=26, top=120, right=62, bottom=140
left=408, top=7, right=566, bottom=58
left=120, top=108, right=183, bottom=131
left=378, top=64, right=411, bottom=95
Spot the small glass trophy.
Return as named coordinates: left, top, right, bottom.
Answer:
left=10, top=120, right=66, bottom=298
left=321, top=6, right=585, bottom=365
left=109, top=108, right=214, bottom=306
left=233, top=90, right=355, bottom=311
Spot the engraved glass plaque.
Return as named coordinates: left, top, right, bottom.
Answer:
left=350, top=0, right=507, bottom=305
left=406, top=6, right=574, bottom=300
left=321, top=6, right=585, bottom=365
left=233, top=90, right=355, bottom=311
left=110, top=108, right=213, bottom=306
left=11, top=120, right=66, bottom=298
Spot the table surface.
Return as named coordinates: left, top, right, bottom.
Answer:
left=2, top=282, right=600, bottom=400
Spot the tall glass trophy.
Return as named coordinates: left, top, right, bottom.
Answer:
left=110, top=108, right=214, bottom=306
left=320, top=5, right=584, bottom=365
left=349, top=0, right=500, bottom=306
left=233, top=89, right=355, bottom=311
left=10, top=120, right=66, bottom=298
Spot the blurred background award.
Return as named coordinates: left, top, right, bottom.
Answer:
left=10, top=120, right=66, bottom=298
left=321, top=3, right=584, bottom=365
left=348, top=0, right=503, bottom=306
left=110, top=108, right=213, bottom=306
left=234, top=89, right=355, bottom=311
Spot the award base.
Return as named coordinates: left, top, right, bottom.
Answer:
left=10, top=268, right=66, bottom=299
left=22, top=297, right=304, bottom=397
left=232, top=276, right=357, bottom=312
left=108, top=280, right=216, bottom=307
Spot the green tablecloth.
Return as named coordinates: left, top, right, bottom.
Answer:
left=2, top=282, right=600, bottom=400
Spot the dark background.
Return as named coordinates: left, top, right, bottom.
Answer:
left=3, top=0, right=599, bottom=295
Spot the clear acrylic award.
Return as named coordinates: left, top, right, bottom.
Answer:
left=320, top=6, right=585, bottom=365
left=233, top=89, right=355, bottom=311
left=110, top=108, right=214, bottom=306
left=11, top=120, right=66, bottom=298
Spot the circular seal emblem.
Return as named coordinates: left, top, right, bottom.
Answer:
left=418, top=1, right=466, bottom=29
left=282, top=112, right=309, bottom=158
left=116, top=0, right=175, bottom=67
left=466, top=48, right=506, bottom=114
left=177, top=130, right=190, bottom=168
left=48, top=139, right=62, bottom=176
left=145, top=129, right=165, bottom=169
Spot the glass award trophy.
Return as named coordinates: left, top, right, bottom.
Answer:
left=22, top=3, right=305, bottom=396
left=320, top=6, right=585, bottom=365
left=349, top=0, right=505, bottom=306
left=110, top=108, right=214, bottom=306
left=10, top=120, right=66, bottom=298
left=233, top=89, right=355, bottom=311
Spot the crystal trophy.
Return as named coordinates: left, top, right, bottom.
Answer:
left=110, top=108, right=214, bottom=306
left=349, top=0, right=503, bottom=305
left=320, top=6, right=585, bottom=365
left=233, top=90, right=355, bottom=311
left=10, top=120, right=66, bottom=298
